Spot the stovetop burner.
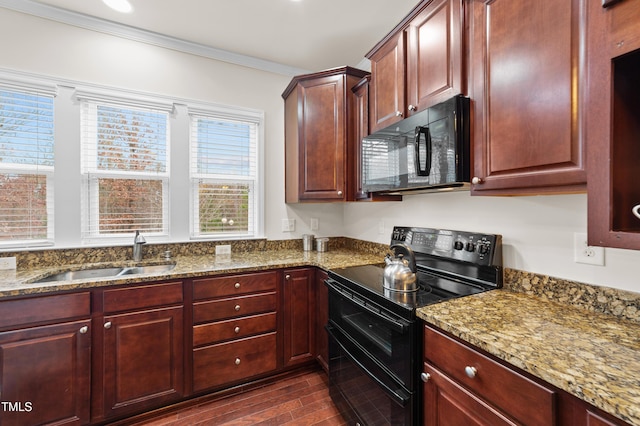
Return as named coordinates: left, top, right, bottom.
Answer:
left=328, top=227, right=503, bottom=315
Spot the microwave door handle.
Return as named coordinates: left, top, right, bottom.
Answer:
left=415, top=126, right=431, bottom=176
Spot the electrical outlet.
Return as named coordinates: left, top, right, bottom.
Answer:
left=215, top=245, right=231, bottom=255
left=574, top=233, right=605, bottom=265
left=0, top=257, right=16, bottom=270
left=282, top=218, right=295, bottom=232
left=310, top=218, right=319, bottom=231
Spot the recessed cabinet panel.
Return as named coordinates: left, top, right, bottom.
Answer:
left=470, top=0, right=587, bottom=194
left=369, top=32, right=406, bottom=133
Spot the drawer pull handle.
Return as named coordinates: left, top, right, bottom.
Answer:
left=234, top=282, right=241, bottom=289
left=79, top=326, right=89, bottom=334
left=420, top=372, right=431, bottom=383
left=465, top=366, right=477, bottom=378
left=104, top=321, right=112, bottom=329
left=235, top=358, right=241, bottom=365
left=234, top=326, right=240, bottom=333
left=285, top=274, right=291, bottom=280
left=234, top=305, right=241, bottom=311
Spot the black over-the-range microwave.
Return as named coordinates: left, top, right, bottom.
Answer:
left=361, top=95, right=470, bottom=195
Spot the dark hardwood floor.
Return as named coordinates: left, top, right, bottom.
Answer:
left=126, top=369, right=346, bottom=426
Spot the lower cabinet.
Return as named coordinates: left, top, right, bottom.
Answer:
left=423, top=324, right=631, bottom=426
left=97, top=282, right=184, bottom=421
left=191, top=271, right=278, bottom=393
left=0, top=292, right=91, bottom=426
left=282, top=268, right=316, bottom=367
left=315, top=269, right=329, bottom=372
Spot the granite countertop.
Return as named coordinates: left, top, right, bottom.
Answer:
left=0, top=248, right=383, bottom=298
left=417, top=290, right=640, bottom=426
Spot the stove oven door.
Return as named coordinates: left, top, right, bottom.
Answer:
left=327, top=324, right=415, bottom=426
left=326, top=278, right=416, bottom=388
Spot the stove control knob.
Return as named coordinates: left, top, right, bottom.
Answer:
left=477, top=243, right=489, bottom=255
left=453, top=241, right=464, bottom=250
left=465, top=242, right=476, bottom=252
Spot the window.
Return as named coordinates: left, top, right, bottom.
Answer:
left=80, top=93, right=172, bottom=241
left=189, top=109, right=260, bottom=239
left=0, top=84, right=55, bottom=247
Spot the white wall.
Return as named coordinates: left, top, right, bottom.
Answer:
left=343, top=192, right=640, bottom=293
left=1, top=8, right=638, bottom=294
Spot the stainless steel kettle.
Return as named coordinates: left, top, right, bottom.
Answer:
left=383, top=243, right=417, bottom=292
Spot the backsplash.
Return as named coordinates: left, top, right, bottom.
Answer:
left=0, top=237, right=389, bottom=270
left=504, top=268, right=640, bottom=324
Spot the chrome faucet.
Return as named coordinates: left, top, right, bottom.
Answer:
left=133, top=230, right=146, bottom=262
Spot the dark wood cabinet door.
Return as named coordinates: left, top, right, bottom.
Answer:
left=369, top=30, right=406, bottom=133
left=422, top=362, right=517, bottom=426
left=0, top=320, right=91, bottom=426
left=283, top=268, right=315, bottom=367
left=407, top=0, right=464, bottom=113
left=102, top=306, right=184, bottom=419
left=297, top=74, right=347, bottom=201
left=469, top=0, right=587, bottom=194
left=314, top=269, right=329, bottom=373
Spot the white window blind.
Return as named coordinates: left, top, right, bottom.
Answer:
left=80, top=97, right=171, bottom=240
left=189, top=110, right=258, bottom=238
left=0, top=85, right=55, bottom=247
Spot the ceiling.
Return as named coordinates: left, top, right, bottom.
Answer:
left=2, top=0, right=420, bottom=75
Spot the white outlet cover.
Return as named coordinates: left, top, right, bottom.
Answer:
left=0, top=257, right=16, bottom=270
left=574, top=233, right=605, bottom=266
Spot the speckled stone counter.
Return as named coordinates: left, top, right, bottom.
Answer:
left=417, top=275, right=640, bottom=425
left=0, top=247, right=384, bottom=298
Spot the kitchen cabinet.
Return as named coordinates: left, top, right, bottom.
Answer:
left=282, top=268, right=316, bottom=367
left=97, top=282, right=184, bottom=420
left=314, top=269, right=329, bottom=372
left=587, top=0, right=640, bottom=250
left=191, top=271, right=278, bottom=392
left=367, top=0, right=464, bottom=133
left=0, top=293, right=91, bottom=426
left=469, top=0, right=587, bottom=194
left=283, top=66, right=369, bottom=203
left=423, top=325, right=557, bottom=425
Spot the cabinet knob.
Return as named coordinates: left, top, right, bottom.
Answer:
left=235, top=358, right=241, bottom=365
left=337, top=190, right=343, bottom=196
left=465, top=366, right=477, bottom=378
left=104, top=321, right=112, bottom=329
left=234, top=282, right=241, bottom=289
left=420, top=372, right=431, bottom=383
left=395, top=111, right=403, bottom=117
left=408, top=104, right=417, bottom=111
left=285, top=274, right=291, bottom=280
left=234, top=326, right=240, bottom=334
left=79, top=326, right=89, bottom=334
left=471, top=176, right=483, bottom=185
left=234, top=304, right=241, bottom=312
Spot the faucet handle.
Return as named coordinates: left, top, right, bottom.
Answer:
left=134, top=230, right=146, bottom=244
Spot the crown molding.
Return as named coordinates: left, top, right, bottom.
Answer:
left=0, top=0, right=310, bottom=77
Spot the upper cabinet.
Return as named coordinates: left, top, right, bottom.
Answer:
left=587, top=0, right=640, bottom=249
left=283, top=66, right=369, bottom=203
left=469, top=0, right=587, bottom=194
left=367, top=0, right=464, bottom=133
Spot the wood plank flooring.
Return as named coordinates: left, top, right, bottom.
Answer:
left=126, top=369, right=346, bottom=426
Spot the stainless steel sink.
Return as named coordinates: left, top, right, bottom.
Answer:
left=34, top=263, right=176, bottom=283
left=35, top=267, right=125, bottom=283
left=116, top=264, right=176, bottom=276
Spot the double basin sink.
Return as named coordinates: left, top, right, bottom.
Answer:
left=35, top=263, right=176, bottom=283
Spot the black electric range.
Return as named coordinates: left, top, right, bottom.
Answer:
left=325, top=227, right=503, bottom=425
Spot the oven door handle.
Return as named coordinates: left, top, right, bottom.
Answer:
left=326, top=279, right=409, bottom=335
left=327, top=325, right=411, bottom=407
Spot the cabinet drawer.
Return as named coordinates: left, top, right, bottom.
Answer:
left=193, top=292, right=276, bottom=323
left=193, top=271, right=277, bottom=300
left=424, top=326, right=556, bottom=426
left=193, top=312, right=277, bottom=347
left=192, top=332, right=277, bottom=392
left=0, top=292, right=90, bottom=330
left=103, top=282, right=183, bottom=313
